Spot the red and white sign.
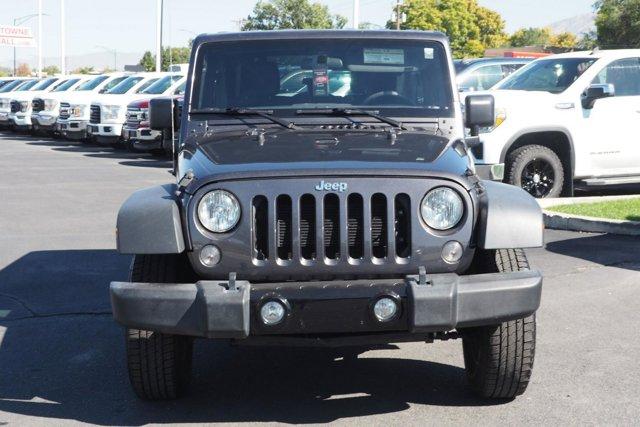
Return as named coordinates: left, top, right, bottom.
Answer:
left=0, top=25, right=35, bottom=48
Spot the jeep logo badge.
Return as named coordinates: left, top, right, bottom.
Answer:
left=315, top=180, right=348, bottom=192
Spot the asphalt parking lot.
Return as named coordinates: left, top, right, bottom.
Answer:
left=0, top=133, right=639, bottom=425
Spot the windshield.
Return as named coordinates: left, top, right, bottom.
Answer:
left=175, top=81, right=186, bottom=95
left=106, top=76, right=143, bottom=94
left=52, top=78, right=80, bottom=92
left=31, top=78, right=58, bottom=91
left=193, top=38, right=453, bottom=117
left=496, top=57, right=596, bottom=93
left=14, top=80, right=38, bottom=91
left=135, top=78, right=159, bottom=93
left=75, top=75, right=108, bottom=91
left=141, top=75, right=183, bottom=94
left=0, top=80, right=27, bottom=93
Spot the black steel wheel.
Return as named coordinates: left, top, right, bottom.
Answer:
left=506, top=144, right=564, bottom=198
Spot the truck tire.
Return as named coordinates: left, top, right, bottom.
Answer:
left=125, top=254, right=193, bottom=400
left=506, top=144, right=564, bottom=198
left=461, top=249, right=536, bottom=399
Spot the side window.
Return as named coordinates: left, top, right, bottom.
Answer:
left=461, top=64, right=504, bottom=91
left=593, top=58, right=640, bottom=96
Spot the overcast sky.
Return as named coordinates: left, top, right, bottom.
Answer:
left=1, top=0, right=595, bottom=67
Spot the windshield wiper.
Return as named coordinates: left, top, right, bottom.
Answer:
left=190, top=107, right=298, bottom=130
left=296, top=108, right=409, bottom=130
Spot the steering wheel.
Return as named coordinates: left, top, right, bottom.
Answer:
left=362, top=91, right=415, bottom=106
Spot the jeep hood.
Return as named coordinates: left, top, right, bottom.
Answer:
left=180, top=128, right=472, bottom=187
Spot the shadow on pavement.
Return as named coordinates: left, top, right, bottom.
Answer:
left=545, top=233, right=640, bottom=271
left=0, top=250, right=499, bottom=425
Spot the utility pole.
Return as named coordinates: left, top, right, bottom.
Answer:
left=352, top=0, right=360, bottom=30
left=38, top=0, right=42, bottom=77
left=156, top=0, right=163, bottom=72
left=60, top=0, right=66, bottom=75
left=395, top=0, right=401, bottom=30
left=13, top=18, right=16, bottom=76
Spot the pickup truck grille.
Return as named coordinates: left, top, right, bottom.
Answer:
left=251, top=192, right=412, bottom=264
left=89, top=105, right=100, bottom=124
left=125, top=107, right=143, bottom=129
left=10, top=100, right=21, bottom=113
left=59, top=102, right=70, bottom=120
left=32, top=98, right=44, bottom=113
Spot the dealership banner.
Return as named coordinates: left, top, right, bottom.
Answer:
left=0, top=25, right=36, bottom=47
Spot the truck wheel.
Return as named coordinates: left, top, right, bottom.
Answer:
left=506, top=144, right=564, bottom=198
left=125, top=254, right=193, bottom=400
left=461, top=249, right=536, bottom=399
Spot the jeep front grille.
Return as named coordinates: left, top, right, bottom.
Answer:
left=251, top=192, right=411, bottom=265
left=59, top=102, right=70, bottom=120
left=89, top=105, right=100, bottom=124
left=10, top=100, right=20, bottom=113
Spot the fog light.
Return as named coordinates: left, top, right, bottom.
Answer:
left=260, top=300, right=286, bottom=325
left=442, top=241, right=463, bottom=264
left=199, top=245, right=221, bottom=267
left=373, top=297, right=398, bottom=322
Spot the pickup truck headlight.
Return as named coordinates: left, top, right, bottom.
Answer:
left=0, top=98, right=9, bottom=110
left=421, top=187, right=464, bottom=230
left=19, top=101, right=29, bottom=113
left=44, top=99, right=58, bottom=111
left=102, top=105, right=121, bottom=120
left=197, top=190, right=241, bottom=233
left=71, top=104, right=86, bottom=118
left=480, top=108, right=507, bottom=133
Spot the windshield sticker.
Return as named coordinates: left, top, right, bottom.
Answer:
left=424, top=48, right=434, bottom=60
left=363, top=48, right=405, bottom=65
left=313, top=69, right=329, bottom=96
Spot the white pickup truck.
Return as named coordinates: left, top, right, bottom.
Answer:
left=54, top=73, right=130, bottom=140
left=87, top=72, right=170, bottom=144
left=475, top=49, right=640, bottom=197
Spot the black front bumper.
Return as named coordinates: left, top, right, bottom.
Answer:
left=110, top=270, right=542, bottom=341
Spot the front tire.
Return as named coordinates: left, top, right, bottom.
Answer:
left=506, top=144, right=564, bottom=198
left=125, top=254, right=193, bottom=400
left=461, top=249, right=536, bottom=399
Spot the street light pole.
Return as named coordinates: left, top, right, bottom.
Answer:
left=11, top=13, right=48, bottom=76
left=352, top=0, right=360, bottom=29
left=155, top=0, right=163, bottom=72
left=60, top=0, right=66, bottom=75
left=38, top=0, right=42, bottom=77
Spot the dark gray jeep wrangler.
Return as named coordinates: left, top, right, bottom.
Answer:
left=110, top=30, right=543, bottom=401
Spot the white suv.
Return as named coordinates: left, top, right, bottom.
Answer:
left=475, top=49, right=640, bottom=197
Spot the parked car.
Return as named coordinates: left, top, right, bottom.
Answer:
left=7, top=77, right=62, bottom=131
left=0, top=79, right=39, bottom=129
left=55, top=73, right=130, bottom=140
left=454, top=57, right=532, bottom=92
left=87, top=72, right=170, bottom=144
left=110, top=30, right=544, bottom=401
left=475, top=49, right=640, bottom=198
left=31, top=75, right=90, bottom=135
left=123, top=81, right=185, bottom=153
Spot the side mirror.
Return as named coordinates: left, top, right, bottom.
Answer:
left=98, top=88, right=106, bottom=94
left=465, top=94, right=495, bottom=136
left=149, top=97, right=174, bottom=130
left=582, top=83, right=614, bottom=109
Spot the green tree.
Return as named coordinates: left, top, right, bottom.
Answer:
left=72, top=66, right=95, bottom=74
left=0, top=67, right=10, bottom=77
left=509, top=27, right=553, bottom=47
left=42, top=65, right=60, bottom=75
left=549, top=32, right=578, bottom=48
left=577, top=31, right=598, bottom=49
left=391, top=0, right=506, bottom=58
left=138, top=47, right=192, bottom=72
left=595, top=0, right=640, bottom=48
left=139, top=51, right=155, bottom=72
left=242, top=0, right=347, bottom=30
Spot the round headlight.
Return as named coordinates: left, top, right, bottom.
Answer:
left=197, top=190, right=241, bottom=233
left=421, top=187, right=464, bottom=230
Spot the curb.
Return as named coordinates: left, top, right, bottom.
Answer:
left=543, top=210, right=640, bottom=236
